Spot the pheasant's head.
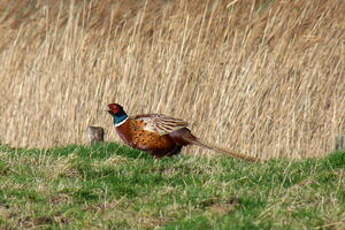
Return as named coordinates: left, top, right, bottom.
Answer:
left=107, top=103, right=124, bottom=114
left=107, top=103, right=128, bottom=126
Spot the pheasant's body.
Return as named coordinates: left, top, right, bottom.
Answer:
left=115, top=117, right=180, bottom=157
left=107, top=103, right=258, bottom=161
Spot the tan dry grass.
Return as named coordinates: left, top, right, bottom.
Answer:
left=0, top=0, right=344, bottom=159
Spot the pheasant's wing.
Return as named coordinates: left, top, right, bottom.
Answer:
left=133, top=114, right=188, bottom=136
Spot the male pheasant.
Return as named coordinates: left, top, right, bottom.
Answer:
left=107, top=103, right=258, bottom=162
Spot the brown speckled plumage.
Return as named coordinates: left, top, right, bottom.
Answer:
left=107, top=103, right=259, bottom=161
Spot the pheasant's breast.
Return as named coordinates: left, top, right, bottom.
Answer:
left=116, top=118, right=180, bottom=155
left=132, top=130, right=174, bottom=150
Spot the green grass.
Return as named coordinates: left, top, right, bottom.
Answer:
left=0, top=143, right=344, bottom=229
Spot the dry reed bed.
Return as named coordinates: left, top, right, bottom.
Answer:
left=0, top=0, right=344, bottom=159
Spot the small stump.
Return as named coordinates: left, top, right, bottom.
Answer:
left=335, top=135, right=345, bottom=151
left=87, top=126, right=105, bottom=145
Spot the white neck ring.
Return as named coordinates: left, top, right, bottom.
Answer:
left=115, top=117, right=129, bottom=127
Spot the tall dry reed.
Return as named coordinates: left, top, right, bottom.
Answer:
left=0, top=0, right=344, bottom=159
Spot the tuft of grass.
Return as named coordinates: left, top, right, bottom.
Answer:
left=0, top=143, right=345, bottom=229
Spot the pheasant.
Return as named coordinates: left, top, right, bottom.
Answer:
left=107, top=103, right=258, bottom=162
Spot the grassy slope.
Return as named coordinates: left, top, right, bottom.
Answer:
left=0, top=144, right=345, bottom=229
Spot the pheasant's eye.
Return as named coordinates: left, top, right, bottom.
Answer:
left=108, top=103, right=122, bottom=113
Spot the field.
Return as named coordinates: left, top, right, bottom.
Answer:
left=0, top=143, right=345, bottom=229
left=0, top=0, right=344, bottom=159
left=0, top=1, right=345, bottom=228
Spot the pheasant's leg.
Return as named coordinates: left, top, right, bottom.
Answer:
left=166, top=145, right=183, bottom=156
left=149, top=145, right=182, bottom=159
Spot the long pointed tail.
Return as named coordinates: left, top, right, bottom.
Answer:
left=188, top=138, right=260, bottom=162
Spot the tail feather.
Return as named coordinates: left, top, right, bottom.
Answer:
left=188, top=138, right=260, bottom=162
left=170, top=128, right=259, bottom=162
